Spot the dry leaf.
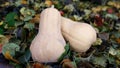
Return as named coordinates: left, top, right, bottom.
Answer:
left=45, top=0, right=53, bottom=7
left=116, top=38, right=120, bottom=44
left=63, top=62, right=75, bottom=68
left=61, top=59, right=71, bottom=64
left=21, top=0, right=27, bottom=5
left=32, top=62, right=44, bottom=68
left=0, top=44, right=3, bottom=53
left=30, top=14, right=40, bottom=23
left=61, top=59, right=75, bottom=68
left=4, top=51, right=19, bottom=63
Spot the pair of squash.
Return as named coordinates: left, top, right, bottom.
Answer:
left=30, top=7, right=96, bottom=63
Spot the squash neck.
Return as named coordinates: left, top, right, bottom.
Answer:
left=61, top=17, right=73, bottom=33
left=38, top=20, right=61, bottom=36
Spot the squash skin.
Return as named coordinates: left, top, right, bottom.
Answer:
left=61, top=17, right=97, bottom=52
left=30, top=8, right=66, bottom=62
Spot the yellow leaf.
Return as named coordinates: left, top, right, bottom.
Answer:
left=92, top=6, right=102, bottom=13
left=45, top=0, right=53, bottom=7
left=4, top=2, right=10, bottom=6
left=116, top=60, right=120, bottom=65
left=4, top=51, right=19, bottom=63
left=21, top=0, right=27, bottom=5
left=0, top=21, right=3, bottom=26
left=32, top=62, right=44, bottom=68
left=4, top=51, right=13, bottom=60
left=20, top=7, right=26, bottom=15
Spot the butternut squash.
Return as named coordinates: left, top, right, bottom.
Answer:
left=61, top=17, right=97, bottom=52
left=30, top=7, right=66, bottom=62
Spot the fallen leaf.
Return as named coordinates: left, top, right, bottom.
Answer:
left=0, top=21, right=3, bottom=26
left=45, top=0, right=53, bottom=7
left=0, top=44, right=3, bottom=53
left=109, top=47, right=117, bottom=56
left=93, top=38, right=102, bottom=46
left=98, top=33, right=109, bottom=40
left=2, top=43, right=20, bottom=57
left=4, top=51, right=19, bottom=63
left=21, top=0, right=27, bottom=5
left=116, top=38, right=120, bottom=44
left=61, top=59, right=71, bottom=64
left=92, top=56, right=107, bottom=67
left=0, top=35, right=9, bottom=45
left=62, top=62, right=75, bottom=68
left=32, top=62, right=44, bottom=68
left=94, top=14, right=103, bottom=26
left=30, top=14, right=40, bottom=23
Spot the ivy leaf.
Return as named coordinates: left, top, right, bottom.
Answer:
left=18, top=49, right=31, bottom=64
left=24, top=22, right=35, bottom=30
left=0, top=28, right=4, bottom=34
left=92, top=56, right=107, bottom=67
left=58, top=43, right=70, bottom=62
left=109, top=47, right=117, bottom=56
left=98, top=33, right=109, bottom=40
left=64, top=4, right=74, bottom=12
left=115, top=23, right=120, bottom=30
left=2, top=43, right=20, bottom=57
left=105, top=14, right=118, bottom=20
left=23, top=16, right=32, bottom=21
left=112, top=32, right=120, bottom=38
left=106, top=55, right=115, bottom=64
left=5, top=12, right=17, bottom=27
left=0, top=35, right=9, bottom=45
left=116, top=50, right=120, bottom=60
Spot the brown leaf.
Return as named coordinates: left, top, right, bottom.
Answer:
left=61, top=59, right=75, bottom=68
left=32, top=62, right=44, bottom=68
left=21, top=0, right=27, bottom=5
left=45, top=0, right=53, bottom=7
left=98, top=33, right=109, bottom=40
left=61, top=59, right=71, bottom=64
left=116, top=38, right=120, bottom=44
left=0, top=44, right=3, bottom=53
left=30, top=14, right=40, bottom=23
left=5, top=35, right=12, bottom=40
left=63, top=62, right=75, bottom=68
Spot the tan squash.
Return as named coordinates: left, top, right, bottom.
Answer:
left=61, top=17, right=97, bottom=52
left=30, top=7, right=66, bottom=62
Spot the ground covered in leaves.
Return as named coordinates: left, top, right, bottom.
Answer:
left=0, top=0, right=120, bottom=68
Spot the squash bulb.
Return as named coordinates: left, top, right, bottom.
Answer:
left=61, top=17, right=97, bottom=52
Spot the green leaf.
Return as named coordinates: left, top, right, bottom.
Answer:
left=107, top=55, right=115, bottom=64
left=5, top=12, right=17, bottom=27
left=18, top=49, right=31, bottom=64
left=14, top=0, right=21, bottom=7
left=24, top=22, right=35, bottom=30
left=2, top=43, right=20, bottom=57
left=9, top=61, right=23, bottom=68
left=92, top=56, right=107, bottom=67
left=113, top=32, right=120, bottom=38
left=0, top=35, right=8, bottom=45
left=58, top=43, right=70, bottom=62
left=116, top=50, right=120, bottom=60
left=109, top=47, right=117, bottom=56
left=23, top=16, right=32, bottom=21
left=105, top=14, right=118, bottom=20
left=72, top=60, right=77, bottom=68
left=0, top=28, right=4, bottom=34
